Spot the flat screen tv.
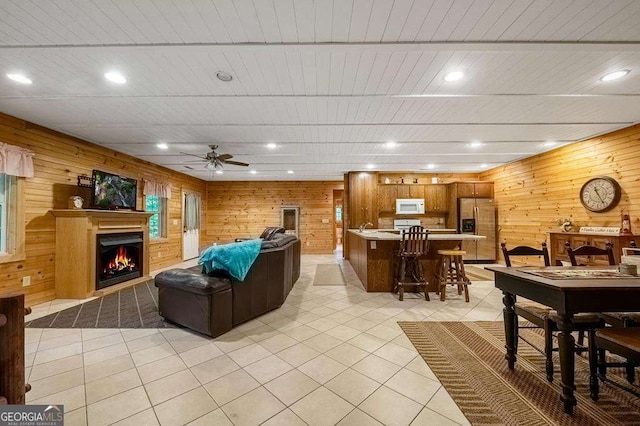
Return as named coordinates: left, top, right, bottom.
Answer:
left=91, top=170, right=137, bottom=210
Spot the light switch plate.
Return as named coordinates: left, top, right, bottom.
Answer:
left=370, top=241, right=376, bottom=249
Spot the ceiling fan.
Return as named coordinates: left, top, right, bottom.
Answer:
left=180, top=145, right=249, bottom=170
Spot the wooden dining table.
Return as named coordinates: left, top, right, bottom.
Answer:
left=487, top=266, right=640, bottom=414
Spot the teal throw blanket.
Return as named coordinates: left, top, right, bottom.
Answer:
left=198, top=239, right=262, bottom=281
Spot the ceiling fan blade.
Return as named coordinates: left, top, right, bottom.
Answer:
left=217, top=153, right=233, bottom=161
left=223, top=160, right=250, bottom=167
left=184, top=160, right=208, bottom=163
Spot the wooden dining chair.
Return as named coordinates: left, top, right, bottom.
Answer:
left=394, top=226, right=429, bottom=301
left=501, top=242, right=556, bottom=382
left=588, top=328, right=640, bottom=401
left=566, top=241, right=615, bottom=266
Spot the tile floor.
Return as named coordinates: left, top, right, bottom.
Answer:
left=25, top=253, right=505, bottom=425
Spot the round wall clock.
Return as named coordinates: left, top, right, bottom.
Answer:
left=579, top=176, right=621, bottom=212
left=68, top=195, right=84, bottom=209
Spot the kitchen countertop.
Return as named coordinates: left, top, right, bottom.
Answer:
left=348, top=229, right=486, bottom=241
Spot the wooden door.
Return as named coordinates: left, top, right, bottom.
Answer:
left=425, top=185, right=448, bottom=212
left=474, top=183, right=493, bottom=198
left=397, top=186, right=410, bottom=198
left=378, top=185, right=397, bottom=213
left=456, top=183, right=475, bottom=198
left=409, top=185, right=424, bottom=198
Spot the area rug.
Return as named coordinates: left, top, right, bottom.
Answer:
left=26, top=280, right=174, bottom=329
left=464, top=265, right=495, bottom=281
left=399, top=321, right=640, bottom=426
left=313, top=264, right=346, bottom=286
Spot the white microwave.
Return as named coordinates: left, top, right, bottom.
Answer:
left=396, top=198, right=425, bottom=215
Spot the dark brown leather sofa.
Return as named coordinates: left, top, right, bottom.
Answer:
left=155, top=233, right=300, bottom=337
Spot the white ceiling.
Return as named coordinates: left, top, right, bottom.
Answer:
left=1, top=0, right=640, bottom=181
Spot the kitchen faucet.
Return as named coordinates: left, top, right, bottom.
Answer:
left=359, top=222, right=373, bottom=232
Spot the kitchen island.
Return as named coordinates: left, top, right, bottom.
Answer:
left=347, top=229, right=486, bottom=293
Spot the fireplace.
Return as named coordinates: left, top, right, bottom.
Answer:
left=96, top=232, right=143, bottom=290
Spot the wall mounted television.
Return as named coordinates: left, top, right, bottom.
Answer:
left=91, top=170, right=137, bottom=210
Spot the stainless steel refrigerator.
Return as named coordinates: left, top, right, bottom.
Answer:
left=458, top=198, right=496, bottom=262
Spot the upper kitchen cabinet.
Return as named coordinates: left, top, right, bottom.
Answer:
left=425, top=185, right=448, bottom=212
left=347, top=172, right=378, bottom=228
left=396, top=185, right=411, bottom=198
left=409, top=185, right=425, bottom=198
left=455, top=182, right=494, bottom=198
left=378, top=185, right=397, bottom=213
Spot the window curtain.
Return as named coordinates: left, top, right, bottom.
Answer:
left=0, top=143, right=34, bottom=177
left=184, top=193, right=200, bottom=231
left=143, top=180, right=171, bottom=199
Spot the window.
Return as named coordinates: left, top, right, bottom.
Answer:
left=335, top=206, right=342, bottom=222
left=0, top=173, right=24, bottom=263
left=146, top=195, right=167, bottom=239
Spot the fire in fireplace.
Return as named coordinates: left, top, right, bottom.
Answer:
left=97, top=233, right=143, bottom=290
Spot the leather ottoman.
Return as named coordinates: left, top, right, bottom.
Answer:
left=155, top=268, right=233, bottom=337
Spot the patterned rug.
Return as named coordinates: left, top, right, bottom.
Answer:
left=399, top=321, right=640, bottom=426
left=26, top=280, right=174, bottom=329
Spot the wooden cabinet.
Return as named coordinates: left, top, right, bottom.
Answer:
left=378, top=185, right=397, bottom=213
left=409, top=185, right=424, bottom=198
left=549, top=232, right=636, bottom=266
left=456, top=182, right=493, bottom=198
left=396, top=185, right=410, bottom=198
left=347, top=172, right=378, bottom=230
left=425, top=185, right=448, bottom=212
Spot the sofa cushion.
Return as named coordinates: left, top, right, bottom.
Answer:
left=261, top=234, right=298, bottom=249
left=155, top=269, right=231, bottom=295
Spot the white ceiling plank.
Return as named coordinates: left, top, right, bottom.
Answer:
left=380, top=0, right=414, bottom=42
left=364, top=0, right=395, bottom=42
left=251, top=0, right=281, bottom=43
left=347, top=0, right=375, bottom=42
left=272, top=0, right=299, bottom=42
left=314, top=0, right=333, bottom=43
left=292, top=0, right=315, bottom=42
left=332, top=0, right=354, bottom=42
left=211, top=0, right=250, bottom=43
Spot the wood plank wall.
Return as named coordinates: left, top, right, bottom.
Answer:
left=480, top=124, right=640, bottom=262
left=0, top=113, right=207, bottom=305
left=204, top=181, right=343, bottom=254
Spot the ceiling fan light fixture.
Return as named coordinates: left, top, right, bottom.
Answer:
left=216, top=71, right=233, bottom=82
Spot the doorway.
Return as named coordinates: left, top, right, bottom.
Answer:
left=182, top=191, right=201, bottom=260
left=333, top=189, right=344, bottom=253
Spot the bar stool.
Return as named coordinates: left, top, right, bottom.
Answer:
left=393, top=226, right=429, bottom=301
left=436, top=249, right=470, bottom=302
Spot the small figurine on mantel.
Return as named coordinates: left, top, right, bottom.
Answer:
left=621, top=210, right=633, bottom=235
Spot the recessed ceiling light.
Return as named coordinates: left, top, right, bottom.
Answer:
left=469, top=141, right=483, bottom=148
left=600, top=70, right=630, bottom=82
left=266, top=143, right=277, bottom=149
left=216, top=71, right=233, bottom=82
left=6, top=73, right=32, bottom=84
left=287, top=170, right=294, bottom=174
left=543, top=141, right=557, bottom=147
left=366, top=164, right=375, bottom=169
left=250, top=170, right=257, bottom=174
left=156, top=143, right=168, bottom=150
left=215, top=170, right=223, bottom=175
left=104, top=72, right=126, bottom=84
left=426, top=163, right=435, bottom=170
left=385, top=141, right=397, bottom=148
left=444, top=71, right=465, bottom=82
left=480, top=163, right=488, bottom=168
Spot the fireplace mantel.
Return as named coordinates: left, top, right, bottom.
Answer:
left=50, top=209, right=155, bottom=298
